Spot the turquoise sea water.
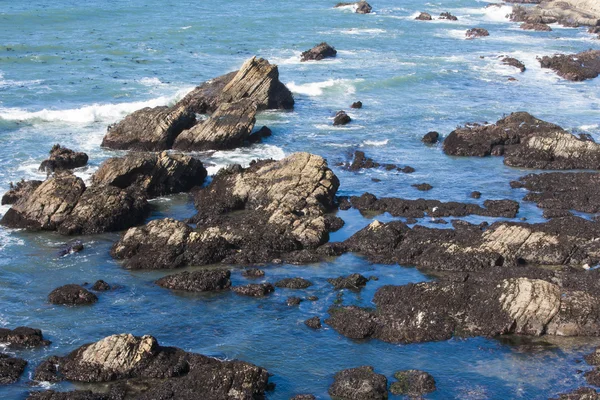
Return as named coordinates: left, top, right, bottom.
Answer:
left=1, top=0, right=600, bottom=398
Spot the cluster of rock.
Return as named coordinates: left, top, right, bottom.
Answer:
left=111, top=153, right=340, bottom=269
left=102, top=57, right=294, bottom=152
left=416, top=12, right=458, bottom=21
left=0, top=327, right=50, bottom=386
left=538, top=50, right=600, bottom=82
left=1, top=150, right=206, bottom=235
left=30, top=334, right=272, bottom=399
left=443, top=112, right=600, bottom=168
left=340, top=150, right=415, bottom=173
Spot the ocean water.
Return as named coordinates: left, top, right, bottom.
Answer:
left=1, top=0, right=600, bottom=398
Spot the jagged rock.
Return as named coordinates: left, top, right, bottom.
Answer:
left=521, top=22, right=552, bottom=30
left=1, top=172, right=85, bottom=231
left=173, top=99, right=258, bottom=151
left=439, top=12, right=458, bottom=20
left=416, top=12, right=432, bottom=21
left=333, top=111, right=351, bottom=126
left=156, top=269, right=231, bottom=292
left=346, top=150, right=380, bottom=171
left=338, top=192, right=519, bottom=219
left=275, top=278, right=313, bottom=289
left=48, top=284, right=98, bottom=305
left=327, top=277, right=600, bottom=344
left=0, top=354, right=27, bottom=384
left=92, top=151, right=207, bottom=198
left=301, top=43, right=337, bottom=62
left=412, top=183, right=433, bottom=191
left=176, top=71, right=237, bottom=114
left=242, top=268, right=265, bottom=278
left=248, top=125, right=272, bottom=143
left=390, top=370, right=436, bottom=396
left=1, top=179, right=42, bottom=205
left=512, top=172, right=600, bottom=213
left=39, top=145, right=88, bottom=173
left=502, top=57, right=526, bottom=72
left=539, top=50, right=600, bottom=81
left=232, top=283, right=275, bottom=297
left=466, top=28, right=489, bottom=39
left=91, top=280, right=111, bottom=291
left=57, top=185, right=149, bottom=235
left=102, top=105, right=196, bottom=151
left=0, top=327, right=50, bottom=347
left=32, top=334, right=271, bottom=399
left=328, top=273, right=368, bottom=290
left=328, top=366, right=388, bottom=400
left=422, top=131, right=439, bottom=144
left=287, top=296, right=302, bottom=306
left=351, top=101, right=363, bottom=109
left=305, top=316, right=322, bottom=329
left=550, top=387, right=600, bottom=400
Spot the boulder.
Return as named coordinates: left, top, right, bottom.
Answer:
left=156, top=269, right=231, bottom=292
left=390, top=370, right=436, bottom=396
left=355, top=1, right=372, bottom=13
left=232, top=283, right=275, bottom=297
left=471, top=191, right=482, bottom=199
left=48, top=284, right=98, bottom=305
left=39, top=145, right=88, bottom=173
left=92, top=151, right=207, bottom=198
left=350, top=101, right=363, bottom=109
left=275, top=277, right=313, bottom=289
left=333, top=111, right=351, bottom=126
left=539, top=50, right=600, bottom=81
left=0, top=354, right=27, bottom=384
left=101, top=105, right=196, bottom=151
left=0, top=172, right=85, bottom=231
left=328, top=366, right=388, bottom=400
left=173, top=99, right=258, bottom=151
left=305, top=317, right=322, bottom=329
left=415, top=12, right=432, bottom=21
left=91, top=280, right=111, bottom=291
left=422, top=131, right=439, bottom=144
left=1, top=179, right=42, bottom=205
left=0, top=327, right=51, bottom=347
left=301, top=43, right=337, bottom=62
left=287, top=296, right=302, bottom=306
left=521, top=22, right=552, bottom=30
left=466, top=28, right=489, bottom=39
left=32, top=334, right=271, bottom=399
left=328, top=273, right=368, bottom=290
left=439, top=12, right=458, bottom=20
left=502, top=57, right=526, bottom=72
left=412, top=183, right=433, bottom=191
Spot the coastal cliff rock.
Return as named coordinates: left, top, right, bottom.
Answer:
left=156, top=269, right=232, bottom=292
left=0, top=327, right=51, bottom=347
left=301, top=43, right=337, bottom=62
left=1, top=179, right=42, bottom=205
left=539, top=50, right=600, bottom=81
left=510, top=1, right=600, bottom=27
left=92, top=151, right=207, bottom=197
left=112, top=153, right=339, bottom=268
left=0, top=354, right=27, bottom=384
left=33, top=334, right=271, bottom=399
left=326, top=277, right=600, bottom=344
left=48, top=284, right=98, bottom=305
left=173, top=99, right=258, bottom=151
left=39, top=145, right=88, bottom=173
left=101, top=105, right=196, bottom=151
left=0, top=172, right=85, bottom=231
left=328, top=366, right=388, bottom=400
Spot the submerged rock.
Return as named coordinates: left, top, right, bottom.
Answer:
left=0, top=327, right=51, bottom=347
left=91, top=280, right=111, bottom=291
left=333, top=111, right=351, bottom=126
left=439, top=12, right=458, bottom=20
left=290, top=395, right=317, bottom=400
left=466, top=28, right=489, bottom=39
left=1, top=179, right=42, bottom=205
left=390, top=370, right=436, bottom=396
left=58, top=240, right=84, bottom=257
left=412, top=183, right=433, bottom=191
left=301, top=42, right=337, bottom=62
left=328, top=273, right=368, bottom=290
left=39, top=145, right=88, bottom=173
left=48, top=284, right=98, bottom=306
left=232, top=283, right=275, bottom=297
left=242, top=268, right=265, bottom=278
left=173, top=99, right=258, bottom=151
left=416, top=12, right=432, bottom=21
left=275, top=277, right=313, bottom=289
left=502, top=57, right=526, bottom=72
left=0, top=354, right=27, bottom=384
left=156, top=269, right=231, bottom=292
left=328, top=366, right=388, bottom=400
left=539, top=50, right=600, bottom=81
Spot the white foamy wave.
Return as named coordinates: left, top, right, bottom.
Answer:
left=460, top=5, right=512, bottom=22
left=286, top=79, right=362, bottom=96
left=339, top=28, right=387, bottom=35
left=0, top=71, right=44, bottom=89
left=0, top=87, right=192, bottom=125
left=181, top=26, right=192, bottom=30
left=315, top=124, right=365, bottom=130
left=363, top=139, right=389, bottom=146
left=580, top=124, right=599, bottom=131
left=139, top=77, right=166, bottom=86
left=204, top=145, right=286, bottom=175
left=0, top=226, right=25, bottom=251
left=334, top=4, right=356, bottom=12
left=440, top=29, right=469, bottom=40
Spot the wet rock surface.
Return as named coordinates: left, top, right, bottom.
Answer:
left=342, top=151, right=411, bottom=173
left=0, top=327, right=51, bottom=347
left=39, top=145, right=88, bottom=173
left=32, top=334, right=271, bottom=399
left=539, top=50, right=600, bottom=82
left=275, top=277, right=313, bottom=289
left=466, top=28, right=489, bottom=39
left=1, top=179, right=42, bottom=205
left=390, top=370, right=436, bottom=396
left=328, top=366, right=388, bottom=400
left=0, top=354, right=27, bottom=384
left=48, top=284, right=98, bottom=306
left=502, top=57, right=526, bottom=72
left=156, top=269, right=232, bottom=292
left=232, top=283, right=275, bottom=297
left=333, top=110, right=351, bottom=126
left=328, top=273, right=368, bottom=290
left=287, top=296, right=302, bottom=306
left=422, top=131, right=439, bottom=144
left=301, top=42, right=337, bottom=62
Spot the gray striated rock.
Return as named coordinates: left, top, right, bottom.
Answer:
left=156, top=269, right=231, bottom=292
left=0, top=327, right=51, bottom=347
left=539, top=50, right=600, bottom=81
left=176, top=71, right=237, bottom=114
left=510, top=1, right=600, bottom=27
left=301, top=43, right=337, bottom=62
left=329, top=366, right=388, bottom=400
left=390, top=370, right=436, bottom=396
left=48, top=284, right=98, bottom=306
left=173, top=99, right=257, bottom=151
left=1, top=179, right=42, bottom=205
left=0, top=354, right=27, bottom=384
left=101, top=105, right=196, bottom=151
left=39, top=145, right=88, bottom=173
